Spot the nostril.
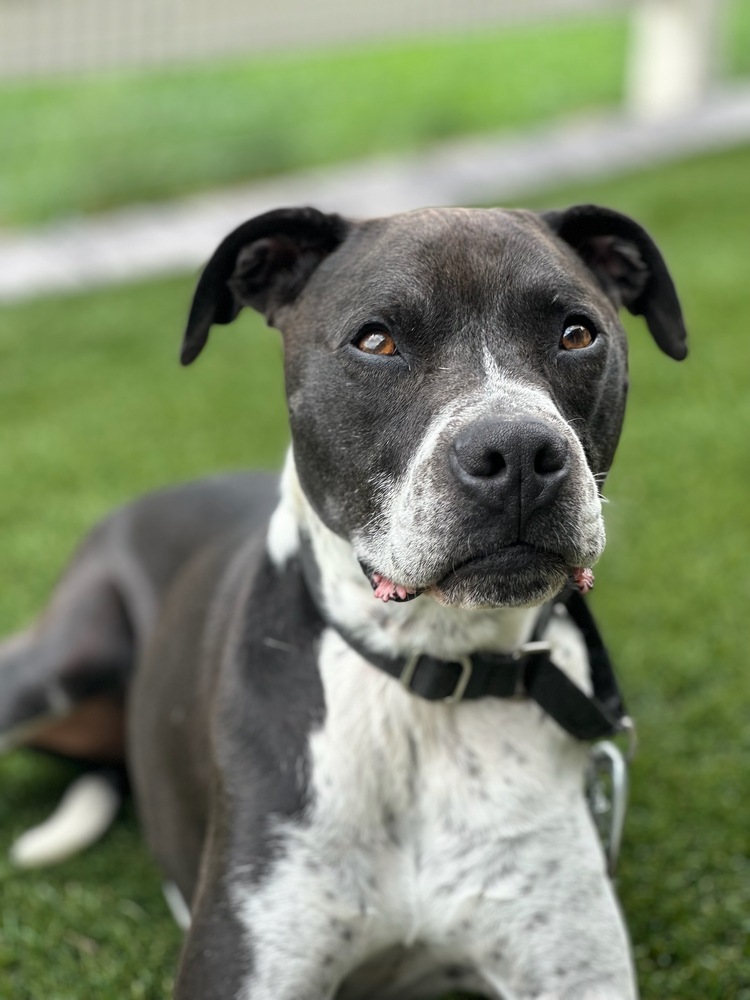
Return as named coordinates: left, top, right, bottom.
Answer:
left=533, top=440, right=567, bottom=477
left=451, top=435, right=509, bottom=481
left=474, top=449, right=506, bottom=478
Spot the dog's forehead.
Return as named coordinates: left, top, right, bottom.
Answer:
left=366, top=205, right=542, bottom=246
left=321, top=206, right=591, bottom=307
left=358, top=207, right=550, bottom=271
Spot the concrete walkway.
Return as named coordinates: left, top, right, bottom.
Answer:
left=2, top=83, right=750, bottom=304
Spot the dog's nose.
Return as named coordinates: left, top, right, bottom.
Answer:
left=450, top=418, right=570, bottom=525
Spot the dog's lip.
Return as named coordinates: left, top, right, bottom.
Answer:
left=430, top=543, right=596, bottom=592
left=431, top=543, right=549, bottom=585
left=360, top=546, right=593, bottom=602
left=358, top=561, right=423, bottom=603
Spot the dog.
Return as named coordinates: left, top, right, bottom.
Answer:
left=0, top=203, right=687, bottom=999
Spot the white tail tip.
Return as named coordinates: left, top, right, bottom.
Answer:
left=9, top=771, right=122, bottom=868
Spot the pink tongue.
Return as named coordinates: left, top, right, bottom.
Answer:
left=372, top=573, right=415, bottom=603
left=573, top=567, right=595, bottom=594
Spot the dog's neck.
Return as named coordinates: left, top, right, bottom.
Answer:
left=267, top=451, right=540, bottom=660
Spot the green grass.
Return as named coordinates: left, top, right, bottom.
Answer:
left=728, top=0, right=750, bottom=76
left=0, top=756, right=180, bottom=998
left=1, top=143, right=750, bottom=997
left=2, top=1, right=749, bottom=229
left=3, top=4, right=750, bottom=230
left=1, top=14, right=627, bottom=227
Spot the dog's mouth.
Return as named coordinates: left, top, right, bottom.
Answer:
left=360, top=565, right=422, bottom=603
left=360, top=548, right=594, bottom=605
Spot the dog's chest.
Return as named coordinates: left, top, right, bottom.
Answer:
left=235, top=618, right=592, bottom=961
left=309, top=628, right=586, bottom=921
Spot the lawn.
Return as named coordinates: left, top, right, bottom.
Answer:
left=1, top=142, right=749, bottom=998
left=2, top=0, right=750, bottom=228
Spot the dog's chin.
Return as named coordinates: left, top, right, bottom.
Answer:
left=426, top=545, right=570, bottom=609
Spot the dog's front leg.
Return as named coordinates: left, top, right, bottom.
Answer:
left=463, top=808, right=638, bottom=1000
left=175, top=854, right=376, bottom=1000
left=175, top=889, right=349, bottom=1000
left=173, top=867, right=256, bottom=1000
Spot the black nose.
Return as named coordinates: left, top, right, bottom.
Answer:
left=450, top=418, right=570, bottom=527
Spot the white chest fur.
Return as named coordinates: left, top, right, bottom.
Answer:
left=234, top=612, right=635, bottom=1000
left=305, top=614, right=590, bottom=916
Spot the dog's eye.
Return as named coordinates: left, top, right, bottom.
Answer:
left=355, top=329, right=398, bottom=356
left=561, top=323, right=595, bottom=351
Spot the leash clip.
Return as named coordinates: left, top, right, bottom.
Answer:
left=400, top=653, right=473, bottom=704
left=586, top=740, right=629, bottom=878
left=617, top=715, right=638, bottom=762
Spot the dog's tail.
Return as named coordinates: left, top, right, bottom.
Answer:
left=9, top=767, right=124, bottom=868
left=0, top=562, right=136, bottom=866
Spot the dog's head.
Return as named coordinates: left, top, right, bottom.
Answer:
left=183, top=205, right=686, bottom=609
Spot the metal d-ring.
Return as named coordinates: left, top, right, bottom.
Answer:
left=587, top=739, right=629, bottom=878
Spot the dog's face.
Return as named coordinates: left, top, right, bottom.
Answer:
left=182, top=205, right=686, bottom=608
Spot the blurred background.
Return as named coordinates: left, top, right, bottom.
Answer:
left=0, top=1, right=749, bottom=997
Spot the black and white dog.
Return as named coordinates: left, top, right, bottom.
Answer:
left=0, top=204, right=686, bottom=999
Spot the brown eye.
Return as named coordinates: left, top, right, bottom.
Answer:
left=355, top=329, right=398, bottom=355
left=561, top=323, right=595, bottom=351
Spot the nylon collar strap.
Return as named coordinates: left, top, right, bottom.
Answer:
left=298, top=539, right=632, bottom=742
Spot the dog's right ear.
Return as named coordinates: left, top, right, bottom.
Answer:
left=181, top=207, right=349, bottom=365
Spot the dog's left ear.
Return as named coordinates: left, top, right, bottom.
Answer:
left=181, top=206, right=349, bottom=365
left=542, top=204, right=687, bottom=360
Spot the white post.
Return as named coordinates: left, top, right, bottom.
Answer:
left=626, top=0, right=725, bottom=120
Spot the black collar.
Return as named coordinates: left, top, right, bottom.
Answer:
left=298, top=539, right=632, bottom=742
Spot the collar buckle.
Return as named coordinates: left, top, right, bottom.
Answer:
left=512, top=640, right=554, bottom=659
left=510, top=640, right=554, bottom=696
left=400, top=652, right=473, bottom=704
